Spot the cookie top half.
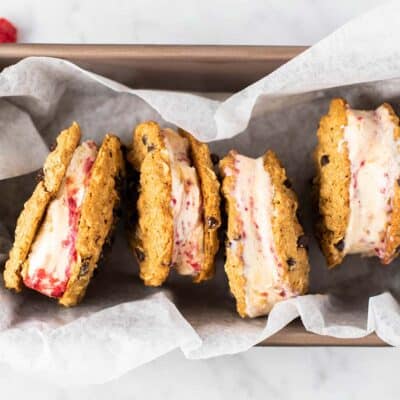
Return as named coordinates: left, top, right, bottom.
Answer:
left=60, top=134, right=125, bottom=306
left=4, top=123, right=81, bottom=291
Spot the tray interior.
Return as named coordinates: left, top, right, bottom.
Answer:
left=0, top=44, right=385, bottom=346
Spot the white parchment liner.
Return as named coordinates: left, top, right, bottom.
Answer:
left=1, top=2, right=400, bottom=385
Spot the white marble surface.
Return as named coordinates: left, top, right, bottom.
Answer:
left=3, top=0, right=377, bottom=45
left=0, top=0, right=396, bottom=399
left=1, top=347, right=398, bottom=399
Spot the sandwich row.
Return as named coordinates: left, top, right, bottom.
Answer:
left=3, top=97, right=398, bottom=317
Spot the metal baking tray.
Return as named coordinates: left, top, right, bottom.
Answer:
left=0, top=44, right=384, bottom=346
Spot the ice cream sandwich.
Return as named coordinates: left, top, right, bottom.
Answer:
left=127, top=121, right=221, bottom=286
left=220, top=150, right=309, bottom=318
left=3, top=122, right=125, bottom=306
left=314, top=98, right=400, bottom=267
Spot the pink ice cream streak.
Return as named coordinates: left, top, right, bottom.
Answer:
left=161, top=129, right=204, bottom=276
left=224, top=151, right=298, bottom=317
left=341, top=105, right=400, bottom=259
left=23, top=141, right=98, bottom=298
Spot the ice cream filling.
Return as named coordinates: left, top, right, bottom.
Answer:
left=23, top=141, right=97, bottom=298
left=224, top=152, right=296, bottom=317
left=162, top=129, right=204, bottom=276
left=342, top=106, right=400, bottom=258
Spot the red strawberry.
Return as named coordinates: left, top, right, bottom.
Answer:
left=0, top=18, right=17, bottom=43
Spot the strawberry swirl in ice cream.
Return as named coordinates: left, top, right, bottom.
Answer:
left=23, top=141, right=97, bottom=297
left=161, top=129, right=204, bottom=276
left=224, top=152, right=297, bottom=317
left=341, top=105, right=400, bottom=259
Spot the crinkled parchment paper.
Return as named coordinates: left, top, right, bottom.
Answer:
left=2, top=2, right=400, bottom=385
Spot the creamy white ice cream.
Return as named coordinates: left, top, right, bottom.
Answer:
left=224, top=152, right=296, bottom=317
left=162, top=129, right=204, bottom=276
left=342, top=105, right=400, bottom=259
left=23, top=141, right=97, bottom=297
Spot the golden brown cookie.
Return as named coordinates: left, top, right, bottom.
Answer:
left=60, top=134, right=125, bottom=306
left=128, top=121, right=220, bottom=286
left=43, top=122, right=82, bottom=194
left=219, top=152, right=247, bottom=317
left=127, top=122, right=173, bottom=286
left=382, top=105, right=400, bottom=263
left=220, top=150, right=309, bottom=318
left=314, top=98, right=350, bottom=267
left=127, top=121, right=165, bottom=171
left=3, top=122, right=81, bottom=292
left=131, top=145, right=174, bottom=286
left=264, top=151, right=309, bottom=296
left=179, top=129, right=221, bottom=283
